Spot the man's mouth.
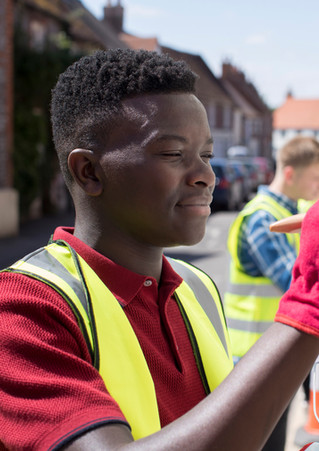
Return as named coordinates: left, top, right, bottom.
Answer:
left=176, top=196, right=212, bottom=215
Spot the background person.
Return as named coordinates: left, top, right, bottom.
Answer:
left=224, top=136, right=319, bottom=450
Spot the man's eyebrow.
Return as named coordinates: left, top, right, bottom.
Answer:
left=149, top=134, right=187, bottom=144
left=142, top=134, right=214, bottom=147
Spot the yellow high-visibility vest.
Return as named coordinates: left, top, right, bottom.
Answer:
left=298, top=199, right=316, bottom=213
left=224, top=194, right=299, bottom=359
left=5, top=240, right=233, bottom=439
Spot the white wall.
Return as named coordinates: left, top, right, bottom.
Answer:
left=272, top=128, right=319, bottom=156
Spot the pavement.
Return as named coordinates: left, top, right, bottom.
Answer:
left=0, top=210, right=75, bottom=270
left=286, top=388, right=309, bottom=451
left=0, top=210, right=315, bottom=449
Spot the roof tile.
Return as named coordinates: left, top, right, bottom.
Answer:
left=273, top=97, right=319, bottom=129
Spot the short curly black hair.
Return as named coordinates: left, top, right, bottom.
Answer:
left=51, top=48, right=198, bottom=187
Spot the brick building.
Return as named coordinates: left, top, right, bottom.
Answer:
left=0, top=0, right=19, bottom=237
left=221, top=62, right=273, bottom=158
left=9, top=0, right=127, bottom=223
left=14, top=0, right=127, bottom=54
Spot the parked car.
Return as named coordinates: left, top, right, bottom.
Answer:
left=228, top=157, right=260, bottom=194
left=227, top=159, right=252, bottom=202
left=241, top=161, right=259, bottom=192
left=253, top=156, right=275, bottom=185
left=210, top=158, right=244, bottom=211
left=227, top=145, right=249, bottom=158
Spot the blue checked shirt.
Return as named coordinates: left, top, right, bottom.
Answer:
left=238, top=185, right=299, bottom=293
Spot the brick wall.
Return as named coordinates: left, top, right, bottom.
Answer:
left=0, top=0, right=13, bottom=188
left=0, top=0, right=19, bottom=237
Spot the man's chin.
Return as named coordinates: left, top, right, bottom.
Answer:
left=165, top=233, right=206, bottom=248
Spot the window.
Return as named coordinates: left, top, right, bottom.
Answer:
left=207, top=104, right=215, bottom=128
left=215, top=104, right=223, bottom=128
left=223, top=106, right=232, bottom=129
left=30, top=21, right=46, bottom=50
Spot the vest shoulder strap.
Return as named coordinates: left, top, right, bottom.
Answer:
left=166, top=257, right=229, bottom=357
left=4, top=242, right=96, bottom=360
left=228, top=193, right=299, bottom=264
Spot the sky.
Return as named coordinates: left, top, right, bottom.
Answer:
left=81, top=0, right=319, bottom=109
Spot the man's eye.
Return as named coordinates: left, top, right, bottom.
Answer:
left=162, top=151, right=182, bottom=157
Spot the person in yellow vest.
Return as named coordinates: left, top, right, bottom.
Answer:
left=224, top=136, right=319, bottom=450
left=2, top=49, right=319, bottom=450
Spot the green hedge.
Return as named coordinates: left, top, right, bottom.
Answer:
left=13, top=28, right=83, bottom=218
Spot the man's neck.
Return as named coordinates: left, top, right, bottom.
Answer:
left=73, top=219, right=164, bottom=283
left=268, top=178, right=296, bottom=201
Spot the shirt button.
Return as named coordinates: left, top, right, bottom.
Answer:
left=144, top=280, right=152, bottom=287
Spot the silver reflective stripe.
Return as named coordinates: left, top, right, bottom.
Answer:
left=167, top=257, right=229, bottom=357
left=25, top=248, right=89, bottom=315
left=227, top=317, right=273, bottom=333
left=25, top=250, right=229, bottom=358
left=227, top=282, right=283, bottom=298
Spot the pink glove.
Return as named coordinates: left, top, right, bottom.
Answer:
left=275, top=200, right=319, bottom=337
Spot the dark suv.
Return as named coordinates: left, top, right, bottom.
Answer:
left=210, top=158, right=244, bottom=211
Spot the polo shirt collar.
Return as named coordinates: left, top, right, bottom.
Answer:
left=52, top=227, right=182, bottom=305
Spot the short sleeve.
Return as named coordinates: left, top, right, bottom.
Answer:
left=0, top=272, right=128, bottom=450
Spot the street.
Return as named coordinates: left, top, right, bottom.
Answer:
left=164, top=210, right=236, bottom=300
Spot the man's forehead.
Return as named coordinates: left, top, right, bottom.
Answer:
left=121, top=92, right=202, bottom=127
left=121, top=93, right=169, bottom=119
left=111, top=93, right=210, bottom=148
left=121, top=97, right=154, bottom=127
left=122, top=92, right=197, bottom=113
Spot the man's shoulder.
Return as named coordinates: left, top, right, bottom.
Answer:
left=241, top=191, right=284, bottom=227
left=0, top=267, right=68, bottom=307
left=245, top=208, right=277, bottom=227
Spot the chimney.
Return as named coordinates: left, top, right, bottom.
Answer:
left=286, top=90, right=293, bottom=100
left=222, top=61, right=244, bottom=82
left=222, top=62, right=232, bottom=78
left=103, top=0, right=124, bottom=33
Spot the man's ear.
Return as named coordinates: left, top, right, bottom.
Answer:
left=68, top=148, right=103, bottom=196
left=283, top=165, right=295, bottom=185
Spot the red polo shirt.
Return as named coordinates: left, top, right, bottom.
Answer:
left=0, top=227, right=207, bottom=450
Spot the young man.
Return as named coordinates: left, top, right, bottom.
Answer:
left=224, top=136, right=319, bottom=449
left=1, top=49, right=319, bottom=451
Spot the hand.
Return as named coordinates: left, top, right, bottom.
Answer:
left=269, top=213, right=305, bottom=234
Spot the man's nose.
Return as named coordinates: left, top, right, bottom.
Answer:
left=188, top=159, right=215, bottom=189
